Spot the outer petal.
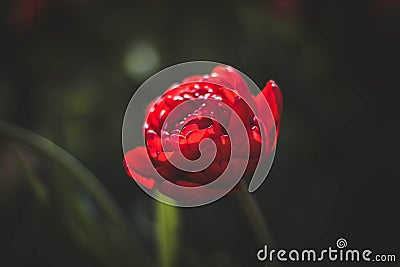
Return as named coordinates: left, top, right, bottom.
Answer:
left=123, top=146, right=156, bottom=189
left=254, top=80, right=282, bottom=155
left=209, top=66, right=255, bottom=106
left=255, top=80, right=283, bottom=134
left=157, top=179, right=232, bottom=202
left=180, top=65, right=256, bottom=108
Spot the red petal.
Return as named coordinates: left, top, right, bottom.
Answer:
left=254, top=80, right=282, bottom=154
left=157, top=180, right=228, bottom=202
left=176, top=180, right=202, bottom=187
left=129, top=171, right=156, bottom=189
left=210, top=66, right=249, bottom=95
left=123, top=147, right=156, bottom=189
left=256, top=80, right=283, bottom=133
left=146, top=130, right=162, bottom=151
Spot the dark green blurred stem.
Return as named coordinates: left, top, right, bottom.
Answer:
left=237, top=181, right=279, bottom=267
left=155, top=195, right=180, bottom=267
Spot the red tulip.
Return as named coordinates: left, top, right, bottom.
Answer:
left=124, top=65, right=282, bottom=199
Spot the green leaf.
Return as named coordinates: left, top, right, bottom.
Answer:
left=0, top=121, right=151, bottom=266
left=0, top=121, right=123, bottom=227
left=14, top=149, right=49, bottom=209
left=155, top=193, right=180, bottom=267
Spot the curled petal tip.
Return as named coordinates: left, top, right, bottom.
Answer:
left=266, top=79, right=280, bottom=90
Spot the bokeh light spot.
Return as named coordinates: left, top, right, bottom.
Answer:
left=124, top=42, right=160, bottom=80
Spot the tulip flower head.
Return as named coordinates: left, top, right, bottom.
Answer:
left=122, top=62, right=282, bottom=207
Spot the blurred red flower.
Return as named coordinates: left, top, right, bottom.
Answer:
left=10, top=0, right=49, bottom=32
left=124, top=66, right=282, bottom=196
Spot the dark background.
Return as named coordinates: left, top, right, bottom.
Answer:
left=0, top=0, right=399, bottom=266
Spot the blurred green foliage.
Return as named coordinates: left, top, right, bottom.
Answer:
left=0, top=121, right=150, bottom=266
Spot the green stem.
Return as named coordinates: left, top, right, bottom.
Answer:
left=237, top=180, right=279, bottom=267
